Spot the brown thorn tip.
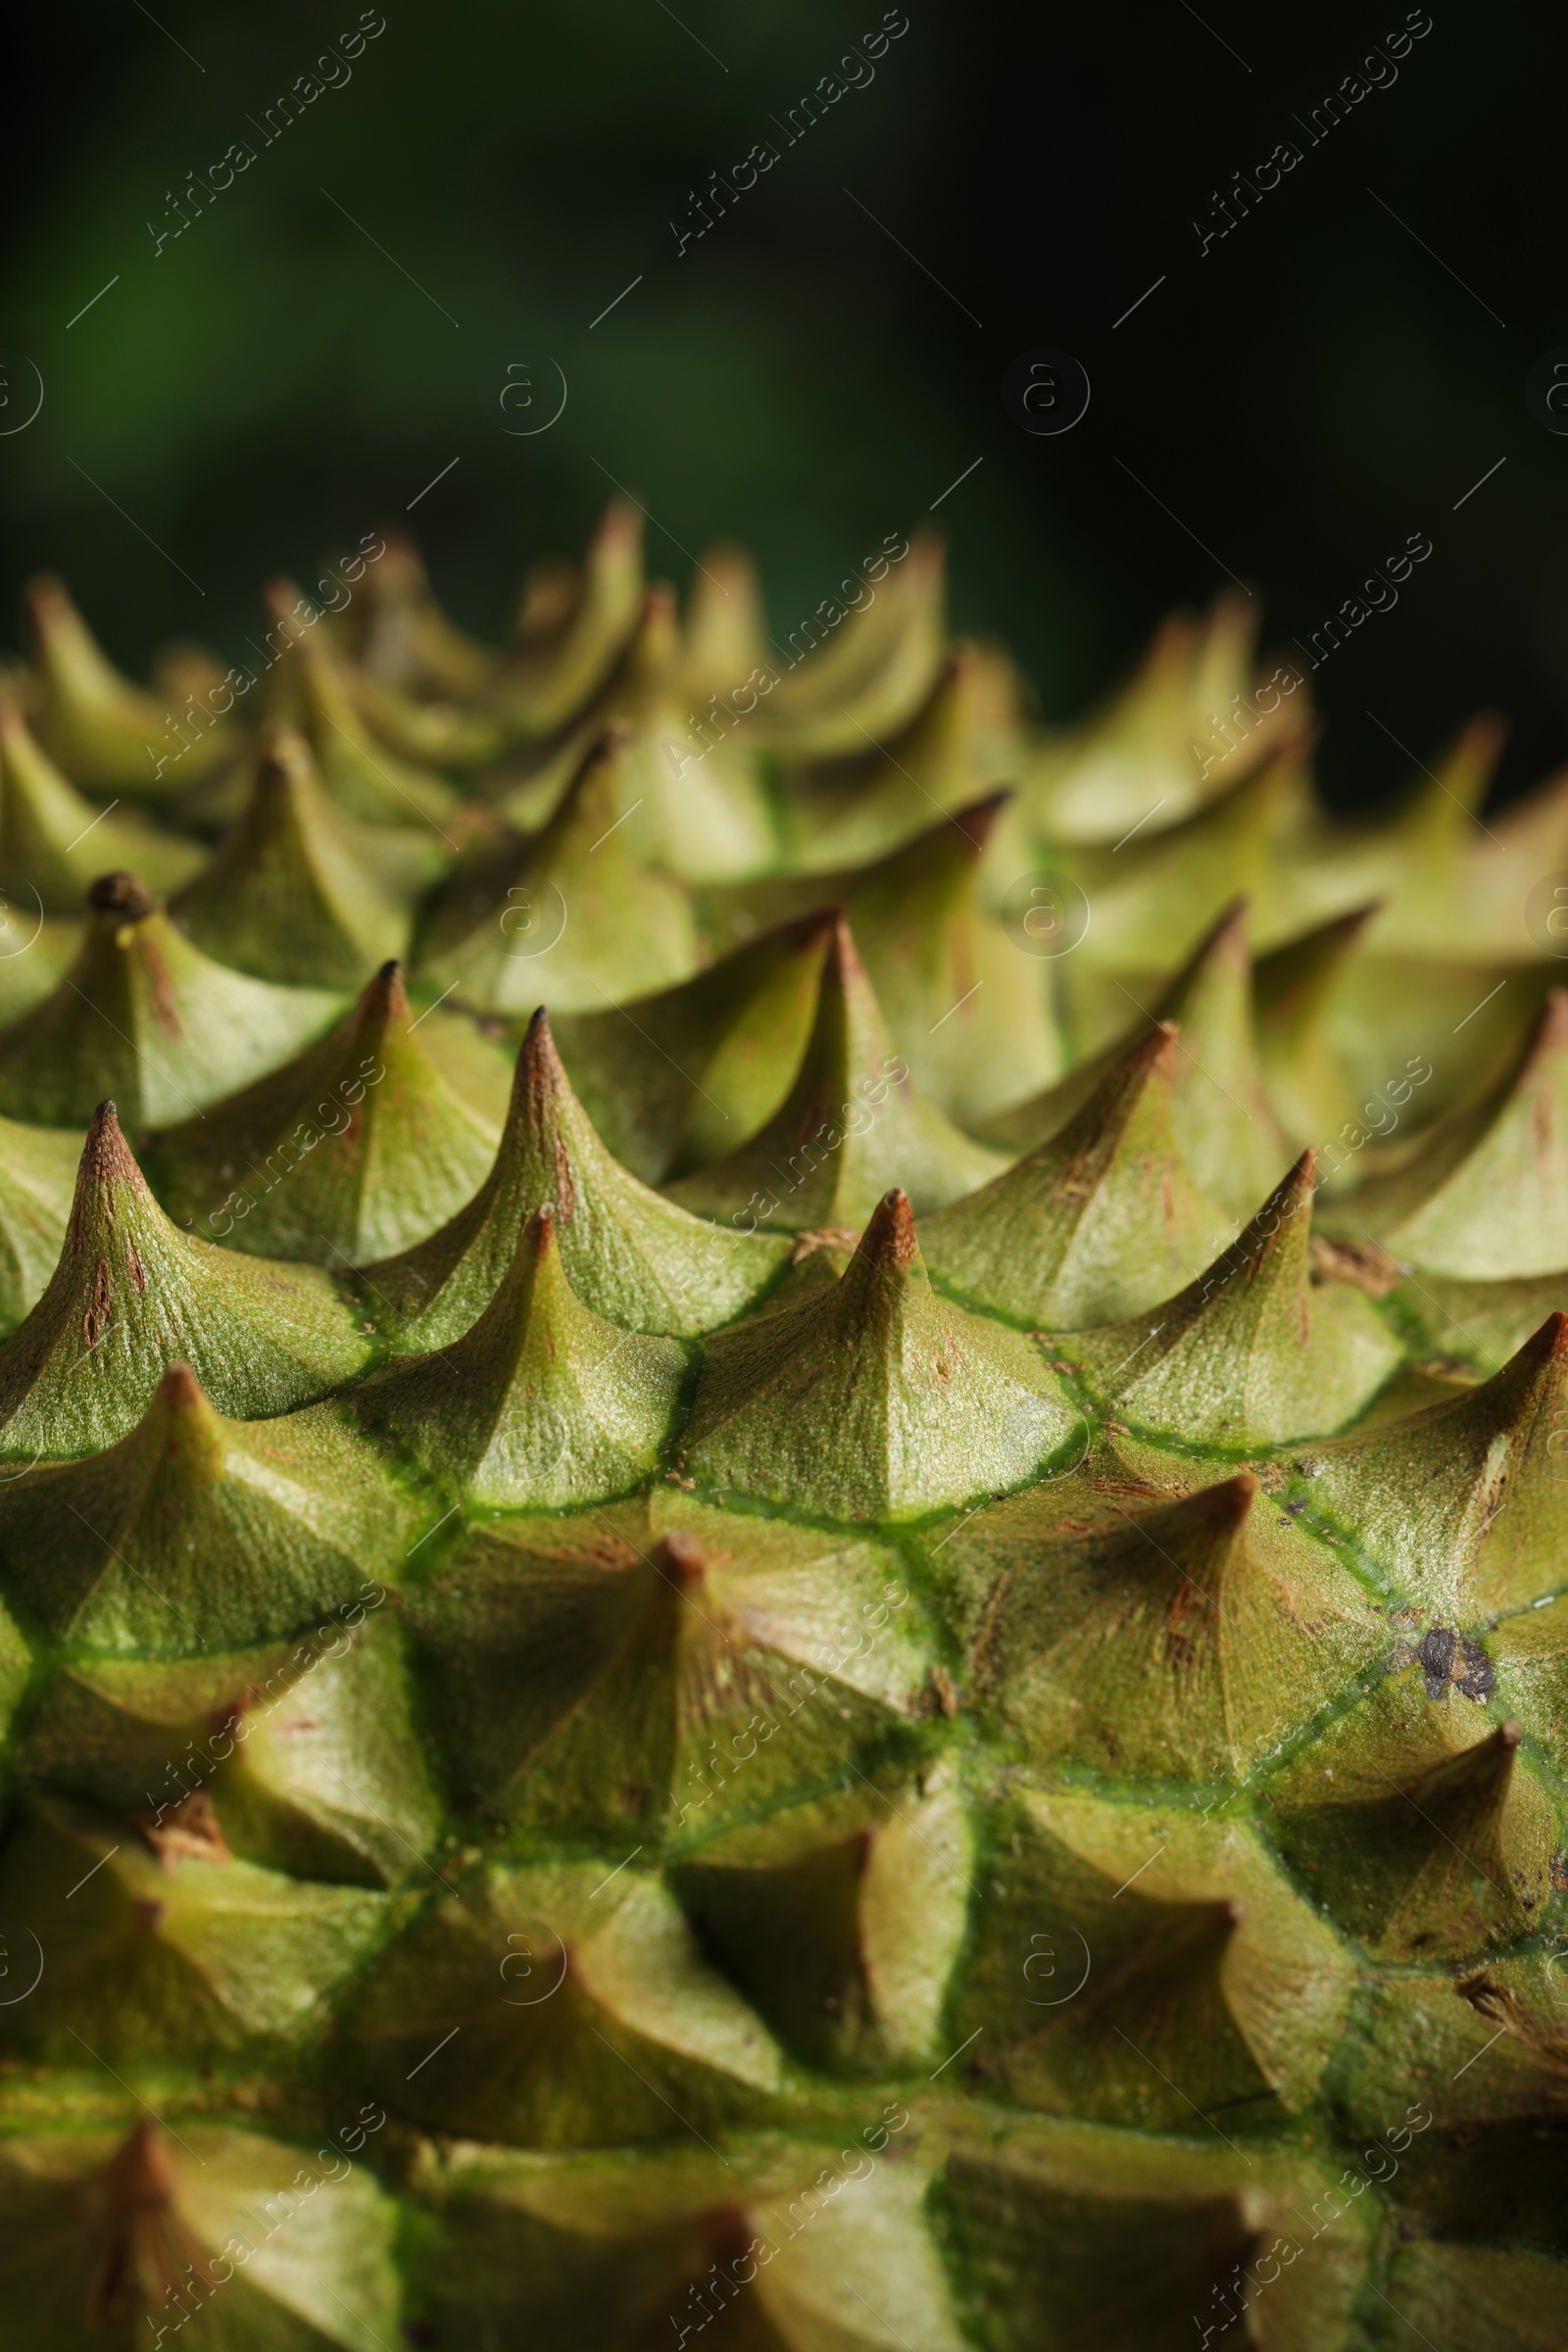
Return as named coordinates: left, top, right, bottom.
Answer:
left=88, top=872, right=156, bottom=919
left=1507, top=1311, right=1568, bottom=1382
left=784, top=906, right=844, bottom=952
left=1250, top=1151, right=1317, bottom=1221
left=1121, top=1021, right=1180, bottom=1081
left=519, top=1006, right=565, bottom=1085
left=159, top=1362, right=203, bottom=1405
left=951, top=789, right=1011, bottom=847
left=1179, top=1473, right=1257, bottom=1535
left=662, top=1531, right=707, bottom=1590
left=79, top=1101, right=144, bottom=1197
left=1498, top=1720, right=1524, bottom=1749
left=860, top=1189, right=919, bottom=1267
left=256, top=726, right=308, bottom=780
left=364, top=960, right=409, bottom=1023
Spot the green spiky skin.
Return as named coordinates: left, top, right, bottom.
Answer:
left=0, top=513, right=1562, bottom=2352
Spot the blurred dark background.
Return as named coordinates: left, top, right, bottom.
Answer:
left=1, top=0, right=1562, bottom=812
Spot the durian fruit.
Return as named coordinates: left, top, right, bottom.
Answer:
left=0, top=515, right=1564, bottom=2352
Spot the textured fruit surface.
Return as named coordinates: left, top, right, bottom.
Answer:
left=0, top=518, right=1563, bottom=2349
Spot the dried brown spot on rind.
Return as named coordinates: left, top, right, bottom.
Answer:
left=82, top=1258, right=114, bottom=1350
left=1309, top=1234, right=1405, bottom=1295
left=1417, top=1625, right=1497, bottom=1703
left=86, top=871, right=158, bottom=920
left=131, top=1788, right=233, bottom=1872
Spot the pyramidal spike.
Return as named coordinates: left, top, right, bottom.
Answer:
left=354, top=1204, right=687, bottom=1509
left=7, top=1791, right=390, bottom=2061
left=0, top=1104, right=370, bottom=1457
left=0, top=1358, right=416, bottom=1648
left=1288, top=1310, right=1568, bottom=1618
left=259, top=579, right=458, bottom=830
left=1329, top=989, right=1568, bottom=1278
left=612, top=579, right=678, bottom=696
left=1071, top=1152, right=1401, bottom=1443
left=1374, top=714, right=1506, bottom=951
left=763, top=531, right=947, bottom=762
left=959, top=1785, right=1352, bottom=2126
left=170, top=726, right=415, bottom=985
left=666, top=914, right=1005, bottom=1227
left=364, top=1007, right=790, bottom=1348
left=0, top=872, right=343, bottom=1128
left=485, top=1525, right=693, bottom=1832
left=920, top=1022, right=1229, bottom=1328
left=25, top=575, right=235, bottom=794
left=580, top=587, right=774, bottom=884
left=83, top=2119, right=190, bottom=2327
left=981, top=899, right=1286, bottom=1217
left=152, top=639, right=228, bottom=706
left=1253, top=903, right=1380, bottom=1147
left=346, top=1848, right=783, bottom=2144
left=1402, top=1716, right=1524, bottom=1803
left=773, top=642, right=997, bottom=875
left=1027, top=593, right=1299, bottom=843
left=829, top=791, right=1067, bottom=1129
left=145, top=960, right=500, bottom=1263
left=680, top=541, right=766, bottom=697
left=511, top=552, right=580, bottom=645
left=1052, top=753, right=1291, bottom=977
left=678, top=1188, right=1080, bottom=1520
left=678, top=1768, right=970, bottom=2068
left=498, top=497, right=646, bottom=731
left=1271, top=1690, right=1554, bottom=1957
left=968, top=1472, right=1387, bottom=1780
left=418, top=728, right=700, bottom=1013
left=336, top=531, right=497, bottom=697
left=403, top=1500, right=924, bottom=1842
left=552, top=908, right=837, bottom=1182
left=1152, top=898, right=1288, bottom=1215
left=0, top=701, right=202, bottom=906
left=342, top=659, right=508, bottom=773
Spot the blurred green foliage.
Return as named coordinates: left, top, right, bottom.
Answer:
left=1, top=1, right=1562, bottom=811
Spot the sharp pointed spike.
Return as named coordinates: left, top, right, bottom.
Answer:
left=923, top=1018, right=1227, bottom=1326
left=666, top=910, right=1004, bottom=1227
